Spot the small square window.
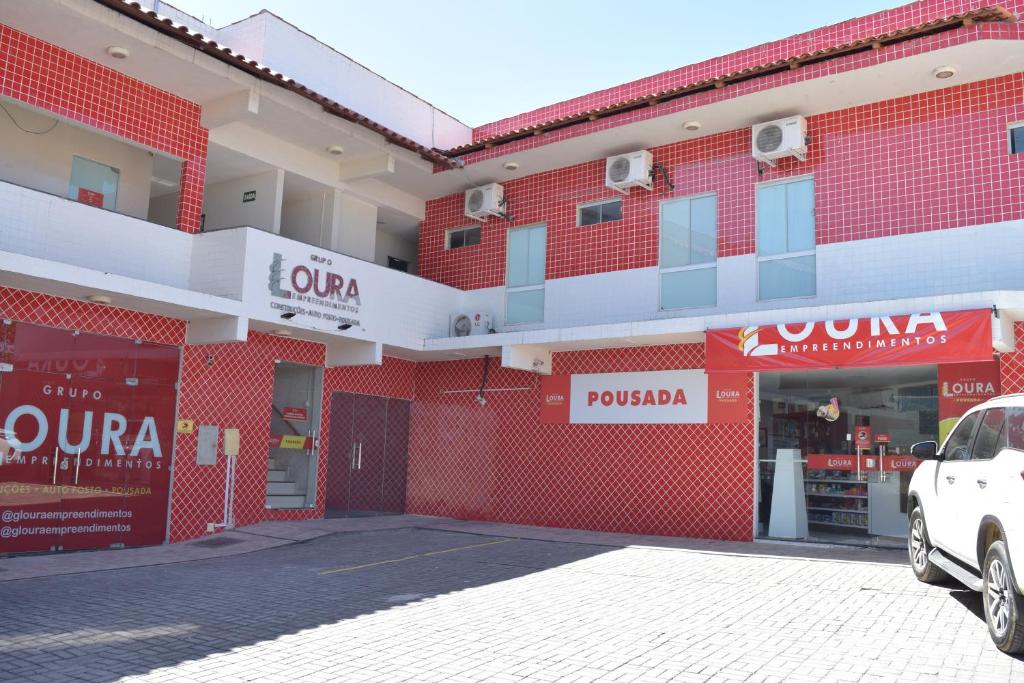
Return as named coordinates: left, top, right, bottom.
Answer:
left=1011, top=125, right=1024, bottom=154
left=69, top=156, right=119, bottom=211
left=578, top=199, right=622, bottom=227
left=446, top=226, right=481, bottom=250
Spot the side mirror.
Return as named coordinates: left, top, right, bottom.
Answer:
left=911, top=440, right=939, bottom=460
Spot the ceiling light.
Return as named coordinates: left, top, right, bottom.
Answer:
left=932, top=65, right=957, bottom=80
left=106, top=46, right=130, bottom=60
left=326, top=144, right=345, bottom=155
left=502, top=161, right=519, bottom=171
left=273, top=329, right=292, bottom=336
left=682, top=120, right=701, bottom=132
left=85, top=294, right=112, bottom=305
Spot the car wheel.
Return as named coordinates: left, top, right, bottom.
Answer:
left=983, top=540, right=1024, bottom=654
left=908, top=508, right=948, bottom=584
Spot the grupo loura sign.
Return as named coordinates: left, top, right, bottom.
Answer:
left=705, top=309, right=992, bottom=373
left=0, top=322, right=178, bottom=553
left=540, top=370, right=748, bottom=424
left=268, top=251, right=361, bottom=328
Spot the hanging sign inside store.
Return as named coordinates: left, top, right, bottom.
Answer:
left=874, top=433, right=891, bottom=444
left=705, top=309, right=992, bottom=373
left=854, top=426, right=872, bottom=449
left=937, top=359, right=1001, bottom=442
left=281, top=407, right=307, bottom=422
left=539, top=370, right=746, bottom=424
left=808, top=453, right=919, bottom=472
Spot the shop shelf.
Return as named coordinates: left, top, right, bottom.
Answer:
left=805, top=492, right=867, bottom=499
left=809, top=520, right=869, bottom=530
left=805, top=479, right=863, bottom=484
left=807, top=506, right=867, bottom=513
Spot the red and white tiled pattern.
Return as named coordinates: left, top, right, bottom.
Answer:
left=470, top=0, right=1024, bottom=150
left=420, top=72, right=1024, bottom=286
left=0, top=22, right=208, bottom=233
left=406, top=345, right=756, bottom=542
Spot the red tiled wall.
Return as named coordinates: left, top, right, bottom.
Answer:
left=0, top=286, right=414, bottom=544
left=0, top=22, right=208, bottom=233
left=999, top=323, right=1024, bottom=393
left=420, top=74, right=1024, bottom=287
left=406, top=346, right=755, bottom=541
left=472, top=0, right=1024, bottom=149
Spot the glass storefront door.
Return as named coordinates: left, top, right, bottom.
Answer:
left=757, top=365, right=938, bottom=547
left=0, top=321, right=178, bottom=554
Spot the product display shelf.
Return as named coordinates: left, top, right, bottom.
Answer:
left=805, top=470, right=869, bottom=531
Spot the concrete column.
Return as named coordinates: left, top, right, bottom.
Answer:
left=330, top=191, right=377, bottom=262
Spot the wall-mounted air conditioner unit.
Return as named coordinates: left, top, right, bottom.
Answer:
left=450, top=312, right=493, bottom=337
left=464, top=183, right=505, bottom=221
left=751, top=115, right=807, bottom=165
left=605, top=150, right=653, bottom=193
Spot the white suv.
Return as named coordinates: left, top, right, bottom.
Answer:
left=908, top=395, right=1024, bottom=654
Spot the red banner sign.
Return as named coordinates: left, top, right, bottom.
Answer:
left=77, top=187, right=105, bottom=208
left=874, top=433, right=891, bottom=444
left=706, top=309, right=992, bottom=372
left=937, top=360, right=1001, bottom=442
left=854, top=426, right=872, bottom=449
left=808, top=453, right=920, bottom=472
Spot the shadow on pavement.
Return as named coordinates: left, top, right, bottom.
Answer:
left=0, top=527, right=617, bottom=682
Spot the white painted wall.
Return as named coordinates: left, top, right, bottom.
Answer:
left=0, top=179, right=191, bottom=288
left=374, top=230, right=418, bottom=274
left=215, top=12, right=471, bottom=150
left=148, top=192, right=178, bottom=229
left=331, top=193, right=377, bottom=262
left=281, top=194, right=329, bottom=248
left=0, top=102, right=153, bottom=219
left=203, top=169, right=283, bottom=234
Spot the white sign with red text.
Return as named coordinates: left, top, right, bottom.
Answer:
left=542, top=370, right=709, bottom=424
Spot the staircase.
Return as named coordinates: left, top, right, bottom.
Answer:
left=265, top=457, right=307, bottom=508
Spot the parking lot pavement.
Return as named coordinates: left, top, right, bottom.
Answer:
left=1, top=523, right=1022, bottom=682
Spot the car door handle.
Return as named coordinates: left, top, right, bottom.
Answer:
left=977, top=479, right=987, bottom=489
left=946, top=475, right=956, bottom=484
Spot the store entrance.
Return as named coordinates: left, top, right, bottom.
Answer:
left=757, top=365, right=937, bottom=547
left=325, top=392, right=410, bottom=517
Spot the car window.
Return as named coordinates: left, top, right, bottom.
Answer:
left=1006, top=408, right=1024, bottom=451
left=944, top=411, right=980, bottom=461
left=971, top=408, right=1006, bottom=461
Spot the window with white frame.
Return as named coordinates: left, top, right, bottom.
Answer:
left=1010, top=123, right=1024, bottom=154
left=756, top=176, right=816, bottom=300
left=577, top=198, right=623, bottom=227
left=659, top=193, right=717, bottom=310
left=446, top=225, right=481, bottom=250
left=69, top=156, right=119, bottom=211
left=505, top=224, right=546, bottom=324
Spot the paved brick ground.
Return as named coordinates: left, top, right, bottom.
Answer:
left=0, top=525, right=1021, bottom=682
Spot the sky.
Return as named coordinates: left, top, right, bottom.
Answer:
left=163, top=0, right=903, bottom=127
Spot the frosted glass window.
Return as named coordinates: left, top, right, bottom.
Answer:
left=506, top=224, right=546, bottom=324
left=659, top=194, right=717, bottom=310
left=69, top=156, right=119, bottom=211
left=507, top=289, right=545, bottom=325
left=758, top=255, right=816, bottom=300
left=661, top=268, right=717, bottom=310
left=757, top=177, right=816, bottom=300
